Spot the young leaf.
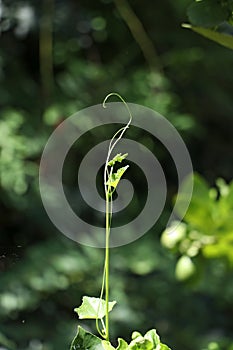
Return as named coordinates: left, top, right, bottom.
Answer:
left=128, top=329, right=172, bottom=350
left=108, top=153, right=128, bottom=167
left=102, top=340, right=116, bottom=350
left=106, top=166, right=129, bottom=189
left=116, top=338, right=129, bottom=350
left=129, top=337, right=153, bottom=350
left=70, top=325, right=104, bottom=350
left=74, top=296, right=116, bottom=319
left=144, top=329, right=160, bottom=347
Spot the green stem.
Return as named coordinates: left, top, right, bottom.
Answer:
left=96, top=268, right=106, bottom=338
left=98, top=92, right=132, bottom=342
left=40, top=0, right=54, bottom=107
left=114, top=0, right=163, bottom=72
left=105, top=189, right=111, bottom=341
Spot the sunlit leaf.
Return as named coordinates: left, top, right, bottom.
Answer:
left=108, top=153, right=128, bottom=167
left=103, top=340, right=116, bottom=350
left=144, top=328, right=161, bottom=347
left=116, top=338, right=129, bottom=350
left=127, top=329, right=171, bottom=350
left=74, top=296, right=116, bottom=319
left=106, top=166, right=129, bottom=189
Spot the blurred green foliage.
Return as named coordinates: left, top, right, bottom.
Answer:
left=0, top=1, right=233, bottom=350
left=162, top=174, right=233, bottom=279
left=185, top=0, right=233, bottom=50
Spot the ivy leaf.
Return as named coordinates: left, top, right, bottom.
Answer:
left=108, top=153, right=128, bottom=167
left=70, top=326, right=104, bottom=350
left=106, top=166, right=129, bottom=189
left=74, top=296, right=116, bottom=319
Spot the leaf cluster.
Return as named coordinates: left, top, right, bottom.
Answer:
left=106, top=153, right=129, bottom=192
left=71, top=326, right=171, bottom=350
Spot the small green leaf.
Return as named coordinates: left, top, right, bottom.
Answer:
left=132, top=332, right=142, bottom=340
left=108, top=153, right=128, bottom=167
left=114, top=330, right=172, bottom=350
left=70, top=326, right=104, bottom=350
left=74, top=296, right=116, bottom=319
left=129, top=331, right=153, bottom=350
left=102, top=340, right=116, bottom=350
left=144, top=329, right=160, bottom=347
left=116, top=339, right=129, bottom=350
left=106, top=166, right=129, bottom=189
left=183, top=24, right=233, bottom=50
left=130, top=338, right=153, bottom=350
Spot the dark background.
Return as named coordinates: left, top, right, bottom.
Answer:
left=0, top=1, right=233, bottom=349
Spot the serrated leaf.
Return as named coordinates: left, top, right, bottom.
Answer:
left=106, top=166, right=129, bottom=189
left=70, top=326, right=104, bottom=350
left=74, top=296, right=116, bottom=319
left=183, top=24, right=233, bottom=50
left=108, top=153, right=128, bottom=167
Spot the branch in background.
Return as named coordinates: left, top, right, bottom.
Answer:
left=114, top=0, right=163, bottom=72
left=39, top=0, right=54, bottom=107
